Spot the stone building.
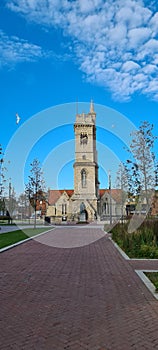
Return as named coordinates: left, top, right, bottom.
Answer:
left=151, top=191, right=158, bottom=216
left=46, top=102, right=124, bottom=223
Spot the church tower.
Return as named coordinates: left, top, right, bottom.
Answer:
left=72, top=101, right=99, bottom=221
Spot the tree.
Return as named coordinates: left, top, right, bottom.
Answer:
left=0, top=145, right=4, bottom=197
left=17, top=192, right=30, bottom=220
left=25, top=159, right=45, bottom=228
left=0, top=145, right=4, bottom=214
left=154, top=161, right=158, bottom=190
left=116, top=163, right=129, bottom=221
left=126, top=161, right=141, bottom=197
left=0, top=145, right=8, bottom=215
left=126, top=121, right=157, bottom=213
left=8, top=184, right=17, bottom=217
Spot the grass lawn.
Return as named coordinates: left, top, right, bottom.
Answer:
left=145, top=272, right=158, bottom=292
left=0, top=222, right=16, bottom=225
left=0, top=228, right=52, bottom=249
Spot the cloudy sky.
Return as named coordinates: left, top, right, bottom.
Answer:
left=0, top=0, right=158, bottom=192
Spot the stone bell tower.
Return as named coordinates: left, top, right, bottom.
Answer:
left=72, top=101, right=99, bottom=221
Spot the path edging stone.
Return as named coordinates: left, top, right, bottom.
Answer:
left=109, top=236, right=158, bottom=300
left=135, top=270, right=158, bottom=300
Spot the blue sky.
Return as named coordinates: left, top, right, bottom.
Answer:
left=0, top=0, right=158, bottom=194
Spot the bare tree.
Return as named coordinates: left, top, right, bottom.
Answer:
left=0, top=145, right=4, bottom=215
left=154, top=161, right=158, bottom=190
left=126, top=121, right=157, bottom=213
left=18, top=193, right=29, bottom=221
left=25, top=159, right=45, bottom=228
left=0, top=145, right=8, bottom=215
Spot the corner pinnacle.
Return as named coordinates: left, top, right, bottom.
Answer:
left=90, top=99, right=95, bottom=113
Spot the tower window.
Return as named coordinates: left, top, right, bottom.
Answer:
left=81, top=169, right=87, bottom=188
left=82, top=155, right=86, bottom=160
left=80, top=133, right=88, bottom=145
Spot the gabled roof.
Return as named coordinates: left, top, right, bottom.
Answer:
left=48, top=188, right=123, bottom=205
left=99, top=189, right=126, bottom=203
left=48, top=189, right=74, bottom=205
left=99, top=189, right=106, bottom=197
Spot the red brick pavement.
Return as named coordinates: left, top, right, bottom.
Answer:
left=1, top=227, right=158, bottom=350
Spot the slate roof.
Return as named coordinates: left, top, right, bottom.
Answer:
left=48, top=188, right=123, bottom=205
left=48, top=190, right=74, bottom=205
left=100, top=189, right=126, bottom=203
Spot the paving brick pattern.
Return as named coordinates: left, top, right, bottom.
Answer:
left=1, top=227, right=158, bottom=350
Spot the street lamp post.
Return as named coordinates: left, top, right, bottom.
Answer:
left=8, top=180, right=13, bottom=223
left=109, top=170, right=112, bottom=225
left=40, top=200, right=43, bottom=219
left=0, top=147, right=4, bottom=212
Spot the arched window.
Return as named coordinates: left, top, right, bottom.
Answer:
left=81, top=169, right=87, bottom=188
left=62, top=204, right=67, bottom=215
left=103, top=198, right=109, bottom=214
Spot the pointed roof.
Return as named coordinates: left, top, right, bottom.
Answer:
left=90, top=99, right=95, bottom=113
left=48, top=189, right=74, bottom=205
left=99, top=189, right=126, bottom=203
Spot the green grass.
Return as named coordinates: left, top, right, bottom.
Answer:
left=0, top=228, right=52, bottom=249
left=0, top=222, right=16, bottom=225
left=145, top=272, right=158, bottom=292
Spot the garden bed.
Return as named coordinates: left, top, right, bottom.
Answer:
left=111, top=220, right=158, bottom=259
left=144, top=272, right=158, bottom=292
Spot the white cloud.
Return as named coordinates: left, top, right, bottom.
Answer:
left=122, top=61, right=140, bottom=72
left=142, top=64, right=158, bottom=74
left=0, top=29, right=67, bottom=68
left=6, top=0, right=158, bottom=101
left=78, top=0, right=103, bottom=14
left=144, top=79, right=158, bottom=96
left=0, top=30, right=46, bottom=67
left=0, top=31, right=44, bottom=66
left=152, top=54, right=158, bottom=65
left=136, top=39, right=158, bottom=61
left=108, top=24, right=127, bottom=45
left=115, top=2, right=152, bottom=28
left=149, top=12, right=158, bottom=35
left=144, top=38, right=158, bottom=52
left=128, top=27, right=151, bottom=48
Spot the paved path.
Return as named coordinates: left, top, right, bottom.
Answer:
left=1, top=227, right=158, bottom=350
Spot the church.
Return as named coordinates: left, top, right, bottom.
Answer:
left=46, top=101, right=123, bottom=223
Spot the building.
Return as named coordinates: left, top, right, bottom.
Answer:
left=151, top=191, right=158, bottom=216
left=46, top=101, right=125, bottom=223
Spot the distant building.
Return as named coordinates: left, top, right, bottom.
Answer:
left=150, top=191, right=158, bottom=216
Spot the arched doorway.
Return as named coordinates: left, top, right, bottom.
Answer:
left=79, top=202, right=88, bottom=222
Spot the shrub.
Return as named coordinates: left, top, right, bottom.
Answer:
left=155, top=282, right=158, bottom=292
left=111, top=219, right=158, bottom=258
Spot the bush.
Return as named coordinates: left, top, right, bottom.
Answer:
left=145, top=272, right=158, bottom=292
left=155, top=282, right=158, bottom=292
left=111, top=219, right=158, bottom=259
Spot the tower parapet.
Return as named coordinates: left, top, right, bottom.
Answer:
left=75, top=100, right=96, bottom=126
